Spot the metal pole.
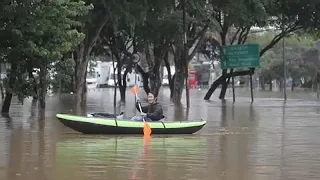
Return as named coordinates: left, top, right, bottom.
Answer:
left=316, top=41, right=320, bottom=100
left=283, top=34, right=287, bottom=101
left=134, top=65, right=137, bottom=103
left=249, top=68, right=254, bottom=103
left=231, top=72, right=235, bottom=103
left=317, top=82, right=319, bottom=100
left=183, top=0, right=190, bottom=108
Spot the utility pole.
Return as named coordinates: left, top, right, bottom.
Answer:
left=316, top=40, right=320, bottom=99
left=183, top=0, right=190, bottom=108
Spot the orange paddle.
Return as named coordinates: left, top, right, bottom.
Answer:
left=131, top=85, right=152, bottom=136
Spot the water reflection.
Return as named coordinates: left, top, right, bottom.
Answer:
left=2, top=113, right=12, bottom=129
left=1, top=89, right=320, bottom=180
left=221, top=100, right=227, bottom=128
left=56, top=136, right=208, bottom=180
left=280, top=104, right=286, bottom=180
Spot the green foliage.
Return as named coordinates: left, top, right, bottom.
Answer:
left=22, top=0, right=89, bottom=62
left=0, top=0, right=90, bottom=98
left=248, top=32, right=317, bottom=81
left=266, top=0, right=320, bottom=30
left=50, top=58, right=75, bottom=93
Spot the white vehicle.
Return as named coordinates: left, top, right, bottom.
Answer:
left=96, top=61, right=113, bottom=88
left=108, top=69, right=142, bottom=87
left=96, top=61, right=142, bottom=87
left=126, top=71, right=142, bottom=87
left=86, top=76, right=97, bottom=89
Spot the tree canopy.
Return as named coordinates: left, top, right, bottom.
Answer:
left=0, top=0, right=90, bottom=112
left=1, top=0, right=320, bottom=112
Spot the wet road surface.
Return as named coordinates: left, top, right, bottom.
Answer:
left=0, top=88, right=320, bottom=180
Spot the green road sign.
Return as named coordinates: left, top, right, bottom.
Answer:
left=221, top=44, right=260, bottom=69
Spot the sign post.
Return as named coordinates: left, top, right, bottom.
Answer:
left=249, top=68, right=254, bottom=103
left=316, top=40, right=320, bottom=100
left=221, top=44, right=260, bottom=103
left=231, top=72, right=235, bottom=103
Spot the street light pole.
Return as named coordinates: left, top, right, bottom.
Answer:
left=183, top=0, right=190, bottom=108
left=316, top=40, right=320, bottom=99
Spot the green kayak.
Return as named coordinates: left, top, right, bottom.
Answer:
left=56, top=114, right=206, bottom=135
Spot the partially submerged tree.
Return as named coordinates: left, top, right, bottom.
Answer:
left=204, top=0, right=320, bottom=100
left=73, top=0, right=107, bottom=108
left=94, top=0, right=148, bottom=102
left=249, top=33, right=317, bottom=91
left=0, top=0, right=89, bottom=113
left=144, top=0, right=219, bottom=105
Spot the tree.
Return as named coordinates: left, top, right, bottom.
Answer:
left=92, top=0, right=148, bottom=102
left=203, top=0, right=270, bottom=100
left=248, top=32, right=317, bottom=91
left=0, top=0, right=89, bottom=112
left=150, top=0, right=218, bottom=105
left=51, top=58, right=75, bottom=93
left=204, top=0, right=320, bottom=100
left=133, top=0, right=175, bottom=97
left=73, top=0, right=108, bottom=108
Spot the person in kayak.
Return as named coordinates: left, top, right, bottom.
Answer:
left=135, top=91, right=164, bottom=121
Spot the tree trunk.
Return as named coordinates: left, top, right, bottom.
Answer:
left=0, top=62, right=4, bottom=99
left=291, top=78, right=295, bottom=92
left=149, top=71, right=162, bottom=96
left=2, top=92, right=12, bottom=113
left=149, top=56, right=162, bottom=97
left=136, top=65, right=150, bottom=95
left=81, top=70, right=88, bottom=107
left=74, top=45, right=89, bottom=109
left=204, top=75, right=224, bottom=100
left=169, top=74, right=175, bottom=99
left=71, top=75, right=75, bottom=93
left=172, top=61, right=185, bottom=105
left=28, top=67, right=38, bottom=102
left=119, top=85, right=126, bottom=102
left=260, top=76, right=265, bottom=91
left=219, top=69, right=233, bottom=99
left=163, top=52, right=174, bottom=99
left=279, top=80, right=283, bottom=92
left=38, top=65, right=47, bottom=109
left=0, top=83, right=4, bottom=99
left=1, top=63, right=17, bottom=113
left=118, top=82, right=126, bottom=102
left=118, top=67, right=129, bottom=102
left=75, top=62, right=86, bottom=108
left=269, top=77, right=272, bottom=91
left=204, top=69, right=253, bottom=100
left=32, top=85, right=38, bottom=102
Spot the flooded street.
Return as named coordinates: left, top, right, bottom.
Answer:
left=1, top=87, right=320, bottom=180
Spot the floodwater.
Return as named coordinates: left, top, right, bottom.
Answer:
left=1, top=87, right=320, bottom=180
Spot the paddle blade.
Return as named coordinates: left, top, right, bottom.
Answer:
left=131, top=85, right=139, bottom=95
left=143, top=122, right=152, bottom=136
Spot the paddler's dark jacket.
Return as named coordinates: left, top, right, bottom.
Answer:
left=136, top=101, right=164, bottom=121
